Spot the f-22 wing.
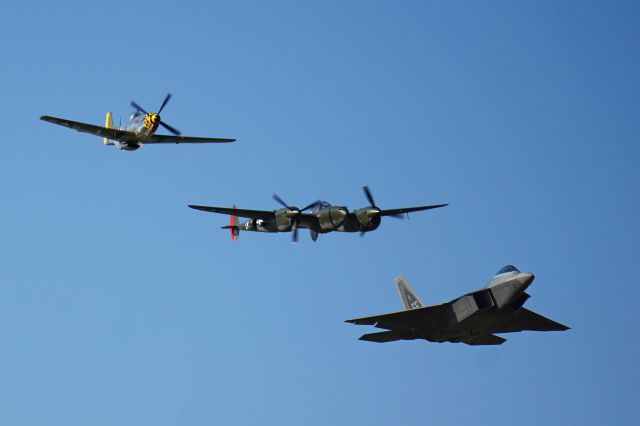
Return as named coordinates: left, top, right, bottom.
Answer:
left=345, top=303, right=448, bottom=342
left=346, top=304, right=567, bottom=345
left=494, top=308, right=569, bottom=333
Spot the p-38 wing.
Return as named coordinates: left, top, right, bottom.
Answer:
left=188, top=204, right=319, bottom=230
left=40, top=116, right=236, bottom=144
left=188, top=205, right=282, bottom=220
left=188, top=204, right=449, bottom=219
left=379, top=204, right=449, bottom=217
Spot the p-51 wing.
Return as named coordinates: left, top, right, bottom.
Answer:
left=41, top=115, right=236, bottom=144
left=380, top=203, right=449, bottom=217
left=40, top=115, right=139, bottom=143
left=145, top=134, right=235, bottom=144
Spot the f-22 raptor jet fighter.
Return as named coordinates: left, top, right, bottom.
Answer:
left=346, top=265, right=569, bottom=345
left=40, top=93, right=236, bottom=151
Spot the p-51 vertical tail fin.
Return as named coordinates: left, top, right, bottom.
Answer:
left=395, top=275, right=424, bottom=310
left=103, top=111, right=115, bottom=145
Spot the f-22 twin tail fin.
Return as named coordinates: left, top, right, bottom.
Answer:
left=395, top=275, right=424, bottom=310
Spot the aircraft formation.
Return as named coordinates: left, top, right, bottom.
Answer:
left=40, top=93, right=569, bottom=346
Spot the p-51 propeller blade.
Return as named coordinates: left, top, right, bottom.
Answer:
left=130, top=93, right=181, bottom=135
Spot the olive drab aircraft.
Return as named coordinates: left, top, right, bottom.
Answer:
left=40, top=93, right=236, bottom=151
left=188, top=186, right=448, bottom=243
left=346, top=265, right=569, bottom=345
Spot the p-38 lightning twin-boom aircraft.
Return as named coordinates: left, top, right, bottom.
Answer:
left=346, top=265, right=569, bottom=345
left=40, top=93, right=236, bottom=151
left=188, top=186, right=447, bottom=242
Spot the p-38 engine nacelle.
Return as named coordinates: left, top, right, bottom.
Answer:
left=275, top=208, right=296, bottom=232
left=317, top=206, right=349, bottom=231
left=353, top=207, right=382, bottom=230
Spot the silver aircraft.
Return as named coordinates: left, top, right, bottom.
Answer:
left=40, top=93, right=236, bottom=151
left=346, top=265, right=569, bottom=345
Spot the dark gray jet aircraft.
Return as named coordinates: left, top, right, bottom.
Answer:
left=346, top=265, right=569, bottom=345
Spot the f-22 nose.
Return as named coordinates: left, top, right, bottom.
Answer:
left=518, top=272, right=535, bottom=290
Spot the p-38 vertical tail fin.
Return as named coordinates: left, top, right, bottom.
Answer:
left=220, top=204, right=240, bottom=240
left=103, top=111, right=115, bottom=145
left=395, top=275, right=424, bottom=310
left=229, top=204, right=240, bottom=240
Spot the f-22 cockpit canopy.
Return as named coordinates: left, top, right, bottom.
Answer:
left=496, top=265, right=520, bottom=275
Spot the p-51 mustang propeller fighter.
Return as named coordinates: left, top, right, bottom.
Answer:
left=40, top=93, right=236, bottom=151
left=188, top=186, right=448, bottom=243
left=346, top=265, right=569, bottom=345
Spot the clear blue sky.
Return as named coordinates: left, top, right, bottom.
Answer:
left=1, top=1, right=638, bottom=425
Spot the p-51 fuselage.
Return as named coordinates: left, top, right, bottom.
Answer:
left=115, top=111, right=161, bottom=150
